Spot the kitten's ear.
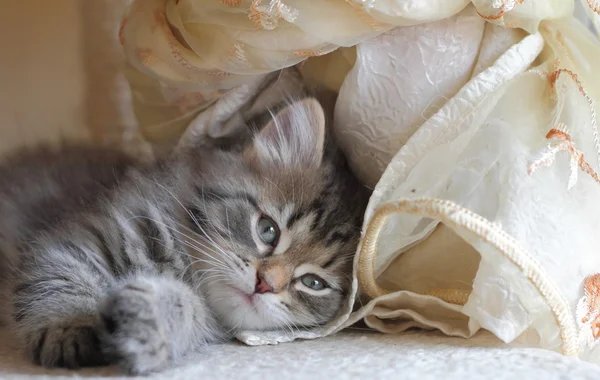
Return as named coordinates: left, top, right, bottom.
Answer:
left=246, top=98, right=326, bottom=169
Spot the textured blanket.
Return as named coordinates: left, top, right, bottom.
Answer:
left=2, top=329, right=600, bottom=379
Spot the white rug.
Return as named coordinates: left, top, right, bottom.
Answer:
left=2, top=328, right=600, bottom=379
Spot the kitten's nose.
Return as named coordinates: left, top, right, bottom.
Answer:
left=255, top=273, right=273, bottom=294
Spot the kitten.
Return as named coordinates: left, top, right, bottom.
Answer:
left=0, top=96, right=370, bottom=374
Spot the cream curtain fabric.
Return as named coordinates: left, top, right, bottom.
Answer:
left=342, top=18, right=600, bottom=362
left=119, top=0, right=570, bottom=147
left=121, top=0, right=600, bottom=364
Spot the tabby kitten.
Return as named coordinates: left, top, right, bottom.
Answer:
left=0, top=97, right=369, bottom=374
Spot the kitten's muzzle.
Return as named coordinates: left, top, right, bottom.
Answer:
left=255, top=264, right=288, bottom=294
left=255, top=272, right=273, bottom=294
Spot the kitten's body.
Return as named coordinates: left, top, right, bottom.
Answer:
left=0, top=94, right=369, bottom=374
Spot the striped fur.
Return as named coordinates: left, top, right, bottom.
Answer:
left=0, top=97, right=369, bottom=374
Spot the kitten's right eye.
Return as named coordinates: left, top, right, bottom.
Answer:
left=257, top=216, right=279, bottom=246
left=300, top=274, right=326, bottom=291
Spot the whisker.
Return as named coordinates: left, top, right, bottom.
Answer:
left=149, top=181, right=236, bottom=264
left=128, top=215, right=232, bottom=267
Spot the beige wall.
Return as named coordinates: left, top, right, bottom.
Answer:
left=0, top=1, right=136, bottom=157
left=0, top=1, right=87, bottom=154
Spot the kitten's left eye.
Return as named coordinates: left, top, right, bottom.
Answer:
left=300, top=274, right=326, bottom=291
left=257, top=216, right=279, bottom=246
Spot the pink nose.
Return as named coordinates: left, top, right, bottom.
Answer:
left=255, top=273, right=273, bottom=294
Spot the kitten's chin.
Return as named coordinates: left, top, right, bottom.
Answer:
left=206, top=284, right=292, bottom=331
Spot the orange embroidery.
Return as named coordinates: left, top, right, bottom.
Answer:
left=204, top=70, right=234, bottom=77
left=119, top=1, right=146, bottom=45
left=528, top=124, right=600, bottom=189
left=118, top=17, right=128, bottom=45
left=153, top=9, right=165, bottom=31
left=248, top=0, right=266, bottom=28
left=545, top=128, right=570, bottom=142
left=135, top=48, right=158, bottom=66
left=477, top=0, right=525, bottom=21
left=577, top=274, right=600, bottom=348
left=587, top=0, right=600, bottom=15
left=153, top=9, right=205, bottom=79
left=292, top=49, right=331, bottom=58
left=218, top=0, right=243, bottom=6
left=232, top=43, right=247, bottom=63
left=218, top=43, right=247, bottom=66
left=343, top=0, right=387, bottom=31
left=549, top=68, right=600, bottom=168
left=550, top=68, right=586, bottom=93
left=248, top=0, right=298, bottom=30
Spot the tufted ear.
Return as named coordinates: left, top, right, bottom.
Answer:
left=247, top=98, right=326, bottom=169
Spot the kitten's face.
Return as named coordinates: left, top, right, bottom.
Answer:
left=185, top=98, right=368, bottom=331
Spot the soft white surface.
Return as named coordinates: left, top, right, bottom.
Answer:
left=1, top=329, right=600, bottom=379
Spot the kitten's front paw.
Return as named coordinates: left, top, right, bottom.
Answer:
left=27, top=325, right=108, bottom=369
left=99, top=280, right=171, bottom=375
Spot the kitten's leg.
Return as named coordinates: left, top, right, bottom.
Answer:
left=98, top=274, right=220, bottom=375
left=12, top=247, right=112, bottom=369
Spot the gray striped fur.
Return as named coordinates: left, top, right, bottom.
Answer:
left=0, top=96, right=369, bottom=374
